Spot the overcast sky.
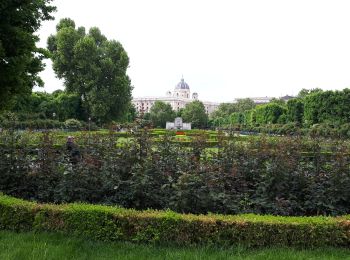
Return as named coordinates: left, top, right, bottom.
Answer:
left=36, top=0, right=350, bottom=102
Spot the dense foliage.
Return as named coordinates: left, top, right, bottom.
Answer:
left=0, top=90, right=137, bottom=128
left=47, top=18, right=132, bottom=122
left=181, top=101, right=208, bottom=128
left=1, top=129, right=350, bottom=216
left=212, top=99, right=256, bottom=119
left=303, top=89, right=350, bottom=126
left=10, top=90, right=83, bottom=121
left=0, top=0, right=56, bottom=109
left=149, top=101, right=176, bottom=128
left=210, top=89, right=350, bottom=137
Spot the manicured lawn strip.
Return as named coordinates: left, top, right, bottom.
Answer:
left=0, top=230, right=350, bottom=260
left=1, top=195, right=350, bottom=248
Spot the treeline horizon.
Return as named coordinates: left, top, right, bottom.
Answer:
left=211, top=88, right=350, bottom=128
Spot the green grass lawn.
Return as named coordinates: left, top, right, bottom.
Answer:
left=0, top=231, right=349, bottom=260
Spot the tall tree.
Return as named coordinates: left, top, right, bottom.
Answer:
left=254, top=103, right=286, bottom=124
left=47, top=18, right=132, bottom=122
left=269, top=97, right=286, bottom=106
left=297, top=88, right=323, bottom=98
left=235, top=98, right=256, bottom=112
left=182, top=101, right=208, bottom=129
left=303, top=89, right=350, bottom=125
left=149, top=101, right=176, bottom=128
left=211, top=103, right=237, bottom=119
left=211, top=98, right=255, bottom=121
left=286, top=98, right=304, bottom=125
left=0, top=0, right=56, bottom=109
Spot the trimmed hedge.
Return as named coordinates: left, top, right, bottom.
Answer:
left=0, top=194, right=349, bottom=248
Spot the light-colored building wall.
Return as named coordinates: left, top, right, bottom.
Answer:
left=132, top=78, right=220, bottom=115
left=132, top=78, right=294, bottom=117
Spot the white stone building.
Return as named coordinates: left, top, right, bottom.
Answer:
left=132, top=78, right=220, bottom=115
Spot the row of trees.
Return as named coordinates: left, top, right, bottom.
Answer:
left=3, top=90, right=136, bottom=124
left=145, top=100, right=209, bottom=129
left=11, top=91, right=83, bottom=121
left=211, top=88, right=350, bottom=128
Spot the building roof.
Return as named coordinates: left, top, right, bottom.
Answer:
left=175, top=77, right=190, bottom=90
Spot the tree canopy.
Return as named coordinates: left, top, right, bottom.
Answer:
left=254, top=103, right=286, bottom=125
left=47, top=18, right=132, bottom=122
left=182, top=101, right=208, bottom=128
left=11, top=91, right=83, bottom=121
left=211, top=98, right=255, bottom=119
left=149, top=101, right=176, bottom=128
left=0, top=0, right=56, bottom=109
left=286, top=98, right=304, bottom=125
left=303, top=89, right=350, bottom=126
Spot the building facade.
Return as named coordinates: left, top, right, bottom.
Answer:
left=132, top=78, right=220, bottom=115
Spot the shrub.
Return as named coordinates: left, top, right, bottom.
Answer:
left=0, top=194, right=349, bottom=248
left=0, top=119, right=64, bottom=129
left=1, top=129, right=350, bottom=216
left=64, top=119, right=83, bottom=131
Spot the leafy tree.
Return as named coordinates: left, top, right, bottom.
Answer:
left=235, top=98, right=256, bottom=112
left=176, top=108, right=184, bottom=118
left=0, top=0, right=56, bottom=109
left=122, top=103, right=137, bottom=123
left=211, top=103, right=237, bottom=119
left=269, top=97, right=286, bottom=106
left=149, top=101, right=176, bottom=128
left=303, top=89, right=350, bottom=125
left=182, top=101, right=208, bottom=128
left=10, top=91, right=83, bottom=121
left=254, top=103, right=286, bottom=125
left=286, top=98, right=304, bottom=125
left=229, top=112, right=246, bottom=125
left=297, top=88, right=323, bottom=98
left=210, top=99, right=255, bottom=127
left=143, top=112, right=151, bottom=121
left=47, top=18, right=132, bottom=122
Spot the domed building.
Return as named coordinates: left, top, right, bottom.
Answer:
left=173, top=78, right=190, bottom=99
left=132, top=77, right=220, bottom=115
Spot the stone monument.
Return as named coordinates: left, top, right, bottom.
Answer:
left=166, top=117, right=191, bottom=130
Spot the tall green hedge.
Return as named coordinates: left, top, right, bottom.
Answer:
left=0, top=194, right=349, bottom=248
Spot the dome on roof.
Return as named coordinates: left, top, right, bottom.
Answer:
left=175, top=78, right=190, bottom=90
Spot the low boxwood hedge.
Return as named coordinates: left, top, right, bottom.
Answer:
left=0, top=194, right=349, bottom=248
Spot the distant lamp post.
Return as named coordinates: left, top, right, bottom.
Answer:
left=52, top=113, right=57, bottom=128
left=87, top=117, right=92, bottom=144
